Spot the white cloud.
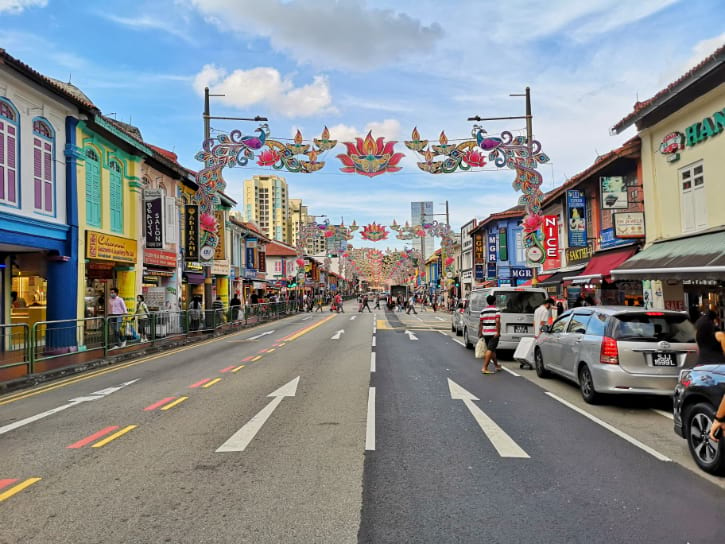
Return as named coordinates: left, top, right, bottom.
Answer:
left=328, top=119, right=401, bottom=142
left=0, top=0, right=46, bottom=14
left=193, top=64, right=334, bottom=118
left=97, top=13, right=196, bottom=44
left=187, top=0, right=443, bottom=70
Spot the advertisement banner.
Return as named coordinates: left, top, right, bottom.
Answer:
left=542, top=215, right=561, bottom=271
left=214, top=210, right=226, bottom=260
left=143, top=248, right=176, bottom=268
left=144, top=190, right=164, bottom=249
left=600, top=227, right=633, bottom=250
left=473, top=233, right=484, bottom=264
left=613, top=212, right=645, bottom=238
left=184, top=205, right=199, bottom=261
left=86, top=231, right=137, bottom=263
left=600, top=176, right=628, bottom=209
left=566, top=190, right=587, bottom=248
left=486, top=262, right=497, bottom=280
left=245, top=247, right=255, bottom=269
left=565, top=243, right=594, bottom=266
left=474, top=264, right=485, bottom=280
left=487, top=232, right=498, bottom=263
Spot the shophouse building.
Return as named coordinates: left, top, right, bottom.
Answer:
left=459, top=219, right=477, bottom=298
left=611, top=45, right=725, bottom=317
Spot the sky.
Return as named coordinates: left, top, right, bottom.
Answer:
left=2, top=0, right=723, bottom=251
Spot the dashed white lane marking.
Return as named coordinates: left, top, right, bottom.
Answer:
left=301, top=316, right=312, bottom=321
left=545, top=392, right=671, bottom=462
left=453, top=339, right=466, bottom=347
left=434, top=317, right=445, bottom=322
left=370, top=352, right=376, bottom=373
left=365, top=387, right=376, bottom=451
left=372, top=336, right=376, bottom=347
left=652, top=409, right=674, bottom=420
left=500, top=366, right=521, bottom=377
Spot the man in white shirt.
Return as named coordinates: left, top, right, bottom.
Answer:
left=534, top=298, right=555, bottom=337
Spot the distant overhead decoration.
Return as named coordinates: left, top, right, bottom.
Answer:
left=404, top=128, right=484, bottom=174
left=259, top=127, right=337, bottom=174
left=359, top=222, right=389, bottom=242
left=337, top=131, right=405, bottom=177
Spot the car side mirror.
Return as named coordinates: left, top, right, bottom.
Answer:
left=541, top=325, right=551, bottom=333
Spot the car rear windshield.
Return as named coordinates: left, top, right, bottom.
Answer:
left=610, top=313, right=696, bottom=343
left=495, top=291, right=546, bottom=314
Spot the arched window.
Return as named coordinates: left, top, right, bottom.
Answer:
left=0, top=97, right=19, bottom=206
left=109, top=160, right=123, bottom=233
left=85, top=147, right=102, bottom=227
left=32, top=118, right=55, bottom=214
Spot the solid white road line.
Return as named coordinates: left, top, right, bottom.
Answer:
left=652, top=408, right=674, bottom=420
left=370, top=352, right=376, bottom=373
left=366, top=387, right=376, bottom=451
left=500, top=366, right=521, bottom=377
left=545, top=392, right=671, bottom=462
left=453, top=339, right=466, bottom=347
left=216, top=377, right=300, bottom=453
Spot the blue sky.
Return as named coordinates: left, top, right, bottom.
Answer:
left=2, top=0, right=723, bottom=250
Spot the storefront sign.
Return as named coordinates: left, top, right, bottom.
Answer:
left=543, top=215, right=561, bottom=270
left=511, top=267, right=533, bottom=279
left=613, top=212, right=645, bottom=238
left=214, top=210, right=226, bottom=260
left=144, top=190, right=164, bottom=249
left=599, top=228, right=634, bottom=250
left=487, top=232, right=497, bottom=263
left=86, top=231, right=136, bottom=263
left=473, top=233, right=484, bottom=264
left=142, top=275, right=160, bottom=285
left=211, top=260, right=229, bottom=276
left=474, top=264, right=485, bottom=280
left=87, top=261, right=114, bottom=279
left=600, top=176, right=627, bottom=209
left=143, top=248, right=176, bottom=268
left=246, top=238, right=258, bottom=248
left=185, top=205, right=199, bottom=261
left=659, top=131, right=685, bottom=162
left=486, top=262, right=497, bottom=279
left=245, top=247, right=255, bottom=269
left=659, top=108, right=725, bottom=163
left=498, top=227, right=508, bottom=261
left=565, top=243, right=594, bottom=266
left=185, top=261, right=203, bottom=272
left=258, top=251, right=266, bottom=272
left=242, top=268, right=257, bottom=279
left=566, top=190, right=587, bottom=248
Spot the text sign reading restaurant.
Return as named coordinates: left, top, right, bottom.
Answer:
left=86, top=231, right=137, bottom=263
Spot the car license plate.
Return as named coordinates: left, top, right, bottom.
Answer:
left=514, top=325, right=528, bottom=333
left=652, top=353, right=675, bottom=366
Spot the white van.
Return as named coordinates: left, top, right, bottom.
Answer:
left=462, top=286, right=548, bottom=351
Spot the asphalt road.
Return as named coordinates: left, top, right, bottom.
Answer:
left=1, top=308, right=724, bottom=543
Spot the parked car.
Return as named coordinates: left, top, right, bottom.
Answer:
left=673, top=364, right=725, bottom=475
left=451, top=299, right=468, bottom=336
left=462, top=287, right=547, bottom=350
left=534, top=307, right=698, bottom=404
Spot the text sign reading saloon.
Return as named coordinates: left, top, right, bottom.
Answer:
left=185, top=205, right=199, bottom=261
left=144, top=189, right=164, bottom=249
left=86, top=231, right=137, bottom=263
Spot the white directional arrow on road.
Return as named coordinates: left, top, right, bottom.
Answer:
left=331, top=329, right=345, bottom=340
left=350, top=315, right=357, bottom=321
left=216, top=377, right=300, bottom=453
left=447, top=379, right=529, bottom=459
left=404, top=330, right=418, bottom=341
left=246, top=330, right=275, bottom=341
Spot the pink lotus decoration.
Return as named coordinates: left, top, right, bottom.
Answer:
left=200, top=212, right=218, bottom=233
left=257, top=149, right=281, bottom=167
left=522, top=214, right=543, bottom=232
left=462, top=149, right=487, bottom=168
left=296, top=258, right=305, bottom=267
left=445, top=257, right=454, bottom=266
left=324, top=230, right=334, bottom=238
left=337, top=131, right=405, bottom=178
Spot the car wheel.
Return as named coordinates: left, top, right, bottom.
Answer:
left=534, top=348, right=550, bottom=378
left=578, top=364, right=600, bottom=404
left=685, top=402, right=725, bottom=475
left=456, top=325, right=463, bottom=337
left=451, top=322, right=456, bottom=332
left=463, top=328, right=473, bottom=349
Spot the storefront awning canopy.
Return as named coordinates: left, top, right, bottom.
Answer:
left=611, top=229, right=725, bottom=281
left=184, top=272, right=205, bottom=284
left=537, top=267, right=585, bottom=287
left=564, top=247, right=637, bottom=283
left=520, top=274, right=551, bottom=287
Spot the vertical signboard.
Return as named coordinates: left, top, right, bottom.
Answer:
left=184, top=204, right=199, bottom=261
left=600, top=176, right=628, bottom=209
left=214, top=210, right=226, bottom=260
left=487, top=232, right=498, bottom=263
left=473, top=232, right=484, bottom=264
left=543, top=215, right=561, bottom=270
left=498, top=227, right=508, bottom=261
left=144, top=189, right=163, bottom=249
left=566, top=190, right=587, bottom=248
left=245, top=238, right=257, bottom=270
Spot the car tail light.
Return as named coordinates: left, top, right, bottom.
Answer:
left=646, top=312, right=664, bottom=316
left=600, top=336, right=619, bottom=365
left=679, top=370, right=692, bottom=387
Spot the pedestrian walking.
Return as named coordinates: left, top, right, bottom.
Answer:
left=213, top=296, right=225, bottom=324
left=695, top=311, right=725, bottom=365
left=534, top=298, right=555, bottom=337
left=361, top=294, right=372, bottom=312
left=108, top=287, right=127, bottom=349
left=406, top=294, right=418, bottom=314
left=374, top=295, right=381, bottom=310
left=334, top=293, right=344, bottom=313
left=479, top=294, right=501, bottom=374
left=188, top=296, right=202, bottom=331
left=135, top=294, right=149, bottom=342
left=230, top=293, right=242, bottom=321
left=315, top=293, right=324, bottom=312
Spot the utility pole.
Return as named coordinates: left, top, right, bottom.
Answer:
left=445, top=200, right=450, bottom=227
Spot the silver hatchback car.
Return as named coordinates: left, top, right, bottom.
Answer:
left=450, top=299, right=467, bottom=336
left=534, top=306, right=698, bottom=404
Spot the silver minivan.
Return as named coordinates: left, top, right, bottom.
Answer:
left=534, top=307, right=698, bottom=403
left=462, top=287, right=548, bottom=351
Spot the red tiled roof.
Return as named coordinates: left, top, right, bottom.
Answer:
left=265, top=240, right=297, bottom=256
left=541, top=136, right=640, bottom=206
left=611, top=44, right=725, bottom=134
left=0, top=48, right=98, bottom=111
left=147, top=144, right=179, bottom=163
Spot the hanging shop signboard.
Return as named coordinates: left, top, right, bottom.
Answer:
left=214, top=210, right=226, bottom=261
left=245, top=247, right=255, bottom=269
left=511, top=267, right=533, bottom=279
left=474, top=264, right=485, bottom=280
left=487, top=232, right=498, bottom=263
left=498, top=227, right=508, bottom=262
left=185, top=204, right=199, bottom=261
left=565, top=243, right=594, bottom=266
left=86, top=230, right=136, bottom=263
left=473, top=232, right=484, bottom=264
left=144, top=189, right=164, bottom=249
left=211, top=260, right=229, bottom=276
left=543, top=215, right=561, bottom=271
left=600, top=176, right=628, bottom=210
left=600, top=227, right=634, bottom=250
left=566, top=190, right=587, bottom=248
left=613, top=212, right=645, bottom=239
left=486, top=262, right=497, bottom=280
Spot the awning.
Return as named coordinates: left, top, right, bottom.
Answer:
left=537, top=267, right=585, bottom=287
left=184, top=272, right=205, bottom=285
left=611, top=229, right=725, bottom=281
left=564, top=247, right=637, bottom=283
left=520, top=274, right=551, bottom=287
